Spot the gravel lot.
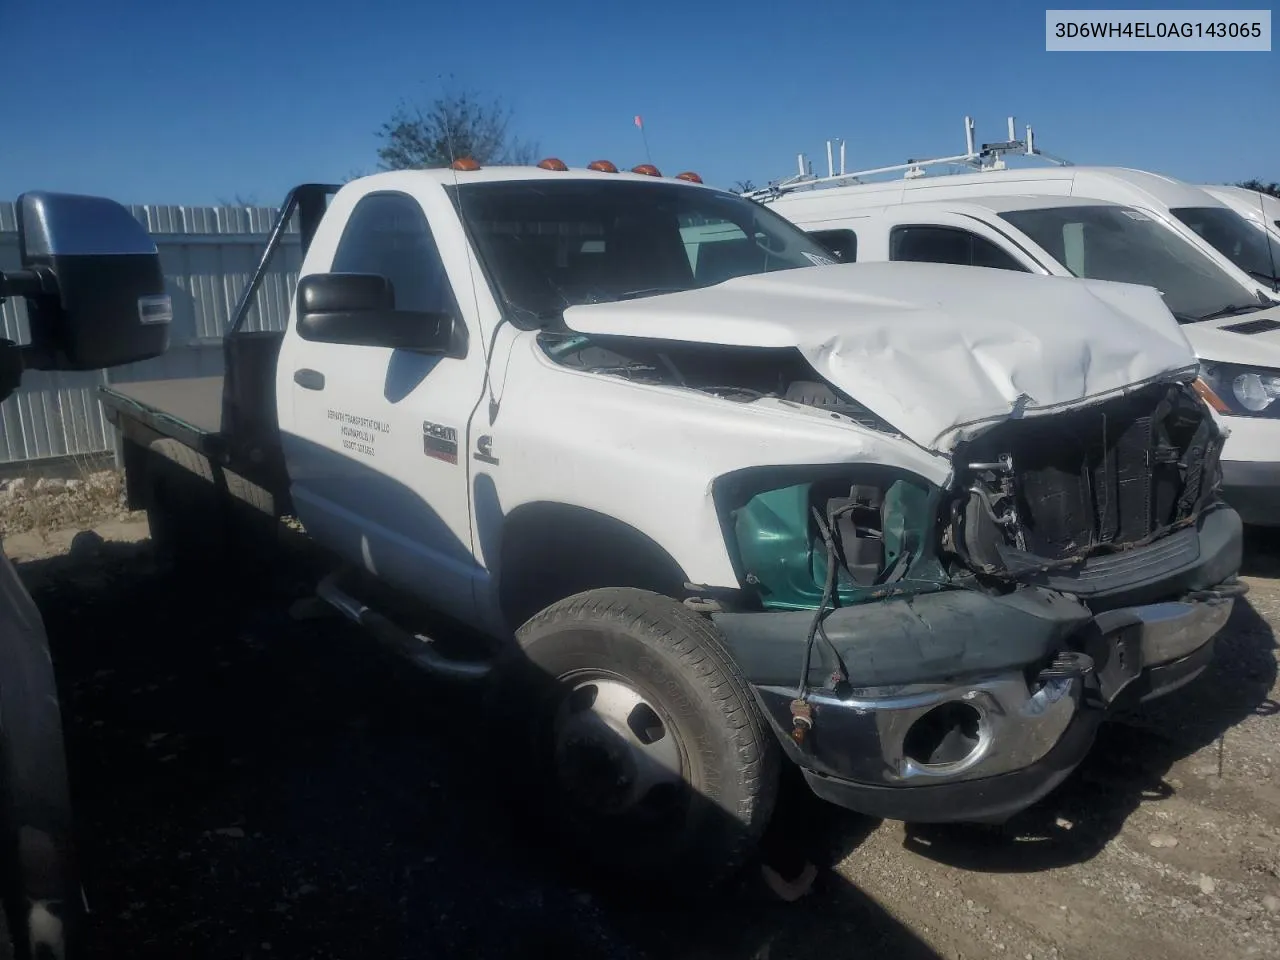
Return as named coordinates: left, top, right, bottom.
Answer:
left=6, top=499, right=1279, bottom=960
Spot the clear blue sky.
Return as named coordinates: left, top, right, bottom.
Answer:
left=3, top=0, right=1276, bottom=206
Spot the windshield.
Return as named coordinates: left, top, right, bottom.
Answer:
left=1171, top=205, right=1280, bottom=289
left=998, top=205, right=1263, bottom=322
left=448, top=179, right=838, bottom=322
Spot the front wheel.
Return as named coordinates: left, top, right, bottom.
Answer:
left=499, top=588, right=780, bottom=891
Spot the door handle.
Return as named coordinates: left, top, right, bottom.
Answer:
left=294, top=368, right=325, bottom=390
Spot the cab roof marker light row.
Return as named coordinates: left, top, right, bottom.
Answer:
left=450, top=156, right=697, bottom=181
left=746, top=115, right=1074, bottom=201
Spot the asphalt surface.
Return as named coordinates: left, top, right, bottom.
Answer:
left=12, top=521, right=1280, bottom=960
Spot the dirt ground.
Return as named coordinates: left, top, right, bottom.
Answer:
left=5, top=487, right=1279, bottom=960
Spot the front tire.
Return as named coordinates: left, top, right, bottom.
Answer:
left=500, top=588, right=780, bottom=891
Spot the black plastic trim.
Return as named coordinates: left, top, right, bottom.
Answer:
left=1220, top=460, right=1280, bottom=526
left=1018, top=505, right=1243, bottom=609
left=713, top=585, right=1091, bottom=688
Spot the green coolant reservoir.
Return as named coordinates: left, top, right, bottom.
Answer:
left=732, top=479, right=932, bottom=611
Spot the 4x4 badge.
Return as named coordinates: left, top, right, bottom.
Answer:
left=474, top=435, right=499, bottom=466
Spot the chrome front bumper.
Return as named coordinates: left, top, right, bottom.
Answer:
left=753, top=591, right=1238, bottom=816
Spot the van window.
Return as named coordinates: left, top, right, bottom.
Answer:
left=1000, top=204, right=1261, bottom=323
left=889, top=225, right=1027, bottom=272
left=1170, top=205, right=1280, bottom=288
left=807, top=228, right=858, bottom=262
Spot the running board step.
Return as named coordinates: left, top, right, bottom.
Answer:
left=316, top=573, right=492, bottom=681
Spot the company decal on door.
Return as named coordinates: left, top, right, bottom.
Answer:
left=327, top=408, right=390, bottom=458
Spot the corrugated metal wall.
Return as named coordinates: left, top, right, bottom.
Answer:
left=0, top=201, right=303, bottom=466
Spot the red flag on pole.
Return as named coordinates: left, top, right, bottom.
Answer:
left=634, top=115, right=644, bottom=129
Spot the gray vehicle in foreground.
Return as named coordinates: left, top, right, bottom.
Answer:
left=1, top=191, right=172, bottom=958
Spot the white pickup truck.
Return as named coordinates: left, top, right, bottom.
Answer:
left=99, top=162, right=1245, bottom=886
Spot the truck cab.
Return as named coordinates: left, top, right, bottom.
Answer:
left=100, top=161, right=1244, bottom=887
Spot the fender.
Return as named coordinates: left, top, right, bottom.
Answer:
left=495, top=501, right=692, bottom=632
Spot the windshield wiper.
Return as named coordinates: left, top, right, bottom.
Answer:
left=613, top=286, right=692, bottom=301
left=1244, top=268, right=1280, bottom=288
left=1189, top=303, right=1265, bottom=323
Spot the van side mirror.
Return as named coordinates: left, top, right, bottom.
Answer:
left=13, top=191, right=171, bottom=370
left=296, top=273, right=455, bottom=353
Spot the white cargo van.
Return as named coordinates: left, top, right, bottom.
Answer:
left=1198, top=184, right=1280, bottom=242
left=1200, top=185, right=1280, bottom=228
left=760, top=190, right=1280, bottom=526
left=758, top=166, right=1280, bottom=302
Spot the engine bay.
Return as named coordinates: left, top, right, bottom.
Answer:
left=946, top=380, right=1222, bottom=576
left=539, top=332, right=897, bottom=432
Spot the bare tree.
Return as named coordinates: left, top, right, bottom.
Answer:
left=376, top=85, right=538, bottom=170
left=1235, top=179, right=1280, bottom=199
left=216, top=192, right=260, bottom=207
left=732, top=179, right=756, bottom=193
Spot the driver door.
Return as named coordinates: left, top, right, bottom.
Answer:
left=280, top=188, right=489, bottom=624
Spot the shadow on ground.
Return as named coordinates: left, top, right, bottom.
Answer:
left=901, top=534, right=1279, bottom=875
left=19, top=537, right=939, bottom=960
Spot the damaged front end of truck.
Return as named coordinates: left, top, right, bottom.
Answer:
left=556, top=263, right=1246, bottom=823
left=707, top=374, right=1244, bottom=824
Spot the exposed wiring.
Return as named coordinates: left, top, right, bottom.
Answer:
left=797, top=505, right=851, bottom=701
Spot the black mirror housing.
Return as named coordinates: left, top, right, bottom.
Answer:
left=16, top=191, right=171, bottom=370
left=296, top=273, right=455, bottom=353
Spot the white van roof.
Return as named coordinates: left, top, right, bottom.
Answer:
left=763, top=165, right=1227, bottom=212
left=1199, top=185, right=1280, bottom=231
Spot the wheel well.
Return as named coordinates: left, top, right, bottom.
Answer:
left=497, top=502, right=691, bottom=632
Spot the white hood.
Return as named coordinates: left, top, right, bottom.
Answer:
left=1180, top=303, right=1280, bottom=368
left=561, top=262, right=1199, bottom=453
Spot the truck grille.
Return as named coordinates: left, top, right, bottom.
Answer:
left=951, top=381, right=1222, bottom=574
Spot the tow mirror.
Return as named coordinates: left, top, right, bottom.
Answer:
left=296, top=273, right=455, bottom=353
left=14, top=191, right=171, bottom=370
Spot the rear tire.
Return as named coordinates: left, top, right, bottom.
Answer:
left=141, top=440, right=279, bottom=586
left=143, top=439, right=230, bottom=575
left=496, top=587, right=780, bottom=892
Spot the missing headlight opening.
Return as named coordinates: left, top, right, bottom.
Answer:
left=728, top=471, right=944, bottom=612
left=947, top=381, right=1223, bottom=577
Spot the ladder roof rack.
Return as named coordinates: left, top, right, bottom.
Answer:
left=745, top=115, right=1074, bottom=201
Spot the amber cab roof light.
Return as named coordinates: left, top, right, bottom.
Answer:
left=450, top=157, right=481, bottom=171
left=587, top=160, right=619, bottom=173
left=675, top=171, right=703, bottom=183
left=631, top=164, right=662, bottom=177
left=537, top=157, right=569, bottom=171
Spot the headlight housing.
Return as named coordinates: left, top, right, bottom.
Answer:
left=1199, top=361, right=1280, bottom=417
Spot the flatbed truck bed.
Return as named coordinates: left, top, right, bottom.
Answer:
left=101, top=345, right=292, bottom=529
left=101, top=376, right=225, bottom=449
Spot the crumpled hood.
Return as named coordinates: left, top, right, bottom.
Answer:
left=561, top=261, right=1199, bottom=453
